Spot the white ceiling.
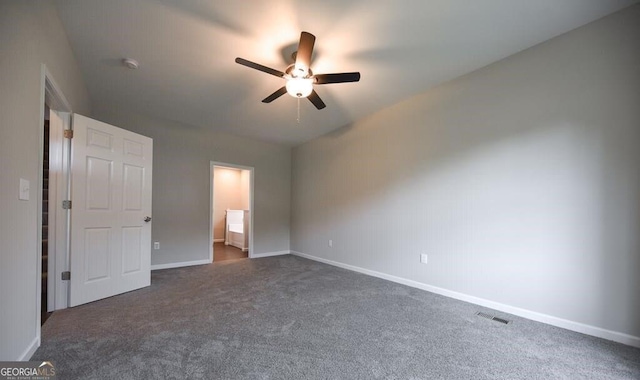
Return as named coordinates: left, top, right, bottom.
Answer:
left=54, top=0, right=637, bottom=146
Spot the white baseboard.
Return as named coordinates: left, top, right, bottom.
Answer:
left=151, top=259, right=212, bottom=271
left=213, top=238, right=224, bottom=243
left=291, top=251, right=640, bottom=349
left=227, top=242, right=248, bottom=251
left=18, top=336, right=40, bottom=361
left=251, top=250, right=290, bottom=259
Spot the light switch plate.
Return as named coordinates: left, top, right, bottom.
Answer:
left=19, top=178, right=30, bottom=201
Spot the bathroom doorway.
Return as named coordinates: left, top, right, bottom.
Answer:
left=210, top=162, right=253, bottom=262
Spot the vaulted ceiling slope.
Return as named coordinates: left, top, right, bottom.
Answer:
left=54, top=0, right=637, bottom=145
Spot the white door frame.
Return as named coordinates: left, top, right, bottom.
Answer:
left=38, top=65, right=73, bottom=340
left=210, top=161, right=255, bottom=261
left=47, top=109, right=71, bottom=311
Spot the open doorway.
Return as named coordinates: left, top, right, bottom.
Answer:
left=210, top=162, right=254, bottom=262
left=39, top=66, right=73, bottom=331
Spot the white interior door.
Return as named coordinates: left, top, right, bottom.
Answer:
left=69, top=114, right=152, bottom=307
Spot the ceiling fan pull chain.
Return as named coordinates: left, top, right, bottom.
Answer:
left=297, top=98, right=301, bottom=124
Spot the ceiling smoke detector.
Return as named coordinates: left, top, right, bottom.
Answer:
left=122, top=58, right=139, bottom=70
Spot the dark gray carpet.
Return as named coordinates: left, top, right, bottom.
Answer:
left=33, top=255, right=640, bottom=379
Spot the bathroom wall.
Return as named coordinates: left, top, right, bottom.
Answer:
left=213, top=166, right=244, bottom=241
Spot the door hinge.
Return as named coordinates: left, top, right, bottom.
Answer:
left=61, top=271, right=71, bottom=281
left=63, top=129, right=73, bottom=139
left=62, top=200, right=72, bottom=209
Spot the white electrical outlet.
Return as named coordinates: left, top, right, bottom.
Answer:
left=154, top=242, right=160, bottom=250
left=19, top=178, right=30, bottom=201
left=328, top=240, right=333, bottom=248
left=420, top=254, right=428, bottom=264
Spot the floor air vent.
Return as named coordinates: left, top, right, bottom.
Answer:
left=476, top=312, right=511, bottom=324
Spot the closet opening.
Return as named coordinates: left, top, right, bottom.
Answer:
left=41, top=105, right=51, bottom=324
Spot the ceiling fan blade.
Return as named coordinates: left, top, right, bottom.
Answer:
left=262, top=86, right=287, bottom=103
left=314, top=72, right=361, bottom=85
left=235, top=57, right=284, bottom=78
left=294, top=31, right=316, bottom=71
left=307, top=90, right=326, bottom=110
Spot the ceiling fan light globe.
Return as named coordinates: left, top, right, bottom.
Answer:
left=286, top=77, right=313, bottom=98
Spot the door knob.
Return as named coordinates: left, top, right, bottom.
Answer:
left=144, top=216, right=152, bottom=222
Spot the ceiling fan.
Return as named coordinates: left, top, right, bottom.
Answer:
left=235, top=31, right=360, bottom=110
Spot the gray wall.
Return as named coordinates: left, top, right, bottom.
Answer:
left=292, top=6, right=640, bottom=340
left=0, top=0, right=91, bottom=360
left=92, top=107, right=291, bottom=265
